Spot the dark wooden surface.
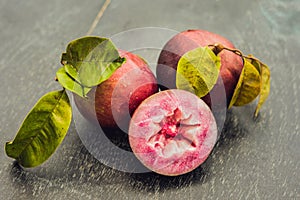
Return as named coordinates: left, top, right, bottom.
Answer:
left=1, top=0, right=299, bottom=199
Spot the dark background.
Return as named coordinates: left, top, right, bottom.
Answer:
left=1, top=0, right=299, bottom=199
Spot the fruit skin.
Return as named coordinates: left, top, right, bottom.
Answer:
left=128, top=89, right=217, bottom=176
left=157, top=29, right=244, bottom=107
left=74, top=49, right=158, bottom=130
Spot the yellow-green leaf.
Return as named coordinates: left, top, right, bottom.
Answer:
left=176, top=46, right=221, bottom=98
left=230, top=58, right=261, bottom=107
left=254, top=63, right=271, bottom=117
left=248, top=55, right=261, bottom=74
left=5, top=90, right=72, bottom=168
left=229, top=66, right=245, bottom=108
left=56, top=67, right=91, bottom=98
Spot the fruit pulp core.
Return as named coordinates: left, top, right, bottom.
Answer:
left=148, top=108, right=197, bottom=157
left=158, top=108, right=181, bottom=138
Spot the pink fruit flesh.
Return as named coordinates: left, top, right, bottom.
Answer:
left=157, top=29, right=244, bottom=107
left=74, top=49, right=158, bottom=129
left=129, top=89, right=217, bottom=176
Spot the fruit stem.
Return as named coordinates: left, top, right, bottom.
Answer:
left=208, top=43, right=243, bottom=56
left=208, top=43, right=225, bottom=55
left=208, top=43, right=265, bottom=65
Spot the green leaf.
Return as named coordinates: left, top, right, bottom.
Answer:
left=61, top=36, right=116, bottom=66
left=254, top=63, right=271, bottom=117
left=61, top=36, right=124, bottom=88
left=64, top=64, right=80, bottom=83
left=176, top=46, right=221, bottom=98
left=230, top=58, right=261, bottom=107
left=76, top=57, right=125, bottom=87
left=56, top=67, right=91, bottom=98
left=5, top=90, right=72, bottom=168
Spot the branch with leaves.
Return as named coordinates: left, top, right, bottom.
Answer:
left=5, top=37, right=125, bottom=168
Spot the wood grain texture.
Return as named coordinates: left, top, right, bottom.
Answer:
left=1, top=0, right=299, bottom=199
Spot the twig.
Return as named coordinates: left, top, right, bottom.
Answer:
left=86, top=0, right=111, bottom=35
